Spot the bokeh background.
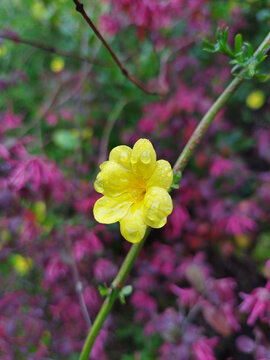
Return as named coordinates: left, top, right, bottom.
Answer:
left=1, top=0, right=270, bottom=359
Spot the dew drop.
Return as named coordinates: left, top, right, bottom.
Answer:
left=140, top=151, right=151, bottom=164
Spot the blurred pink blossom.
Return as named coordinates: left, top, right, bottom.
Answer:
left=94, top=258, right=118, bottom=282
left=226, top=213, right=256, bottom=235
left=45, top=254, right=69, bottom=282
left=240, top=280, right=270, bottom=326
left=210, top=156, right=233, bottom=177
left=9, top=158, right=57, bottom=191
left=192, top=337, right=219, bottom=360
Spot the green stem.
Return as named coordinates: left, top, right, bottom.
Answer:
left=79, top=230, right=149, bottom=360
left=173, top=31, right=270, bottom=173
left=79, top=31, right=270, bottom=360
left=173, top=75, right=242, bottom=173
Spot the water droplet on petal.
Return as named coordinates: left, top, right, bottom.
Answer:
left=141, top=151, right=151, bottom=164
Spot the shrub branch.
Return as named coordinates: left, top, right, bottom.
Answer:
left=0, top=31, right=101, bottom=66
left=72, top=0, right=164, bottom=96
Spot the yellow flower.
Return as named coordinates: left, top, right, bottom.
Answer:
left=31, top=2, right=46, bottom=20
left=0, top=46, right=7, bottom=57
left=12, top=254, right=33, bottom=276
left=246, top=90, right=265, bottom=110
left=50, top=57, right=65, bottom=73
left=93, top=139, right=173, bottom=243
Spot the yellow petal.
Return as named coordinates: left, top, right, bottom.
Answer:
left=93, top=193, right=133, bottom=224
left=120, top=203, right=147, bottom=243
left=94, top=160, right=132, bottom=197
left=143, top=186, right=173, bottom=228
left=147, top=160, right=173, bottom=191
left=109, top=145, right=132, bottom=170
left=130, top=139, right=156, bottom=180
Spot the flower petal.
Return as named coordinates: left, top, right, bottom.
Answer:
left=109, top=145, right=132, bottom=170
left=130, top=139, right=156, bottom=180
left=143, top=186, right=173, bottom=228
left=94, top=160, right=132, bottom=197
left=147, top=160, right=173, bottom=191
left=120, top=202, right=147, bottom=243
left=93, top=193, right=133, bottom=224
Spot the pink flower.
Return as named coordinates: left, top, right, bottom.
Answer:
left=94, top=258, right=117, bottom=282
left=170, top=284, right=199, bottom=307
left=83, top=286, right=99, bottom=310
left=202, top=302, right=239, bottom=336
left=131, top=291, right=157, bottom=313
left=91, top=329, right=108, bottom=360
left=192, top=337, right=219, bottom=360
left=210, top=157, right=233, bottom=177
left=45, top=112, right=58, bottom=126
left=73, top=231, right=103, bottom=261
left=45, top=255, right=69, bottom=282
left=165, top=204, right=190, bottom=239
left=2, top=110, right=23, bottom=132
left=236, top=336, right=256, bottom=354
left=0, top=144, right=9, bottom=160
left=226, top=213, right=256, bottom=235
left=99, top=14, right=121, bottom=36
left=134, top=274, right=157, bottom=292
left=9, top=158, right=55, bottom=191
left=239, top=280, right=270, bottom=325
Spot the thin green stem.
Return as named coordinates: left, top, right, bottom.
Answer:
left=173, top=76, right=242, bottom=173
left=79, top=31, right=270, bottom=360
left=79, top=230, right=149, bottom=360
left=173, top=31, right=270, bottom=173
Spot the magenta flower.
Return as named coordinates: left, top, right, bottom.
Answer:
left=2, top=109, right=23, bottom=132
left=239, top=280, right=270, bottom=325
left=131, top=291, right=157, bottom=313
left=94, top=258, right=118, bottom=282
left=226, top=212, right=256, bottom=235
left=192, top=337, right=219, bottom=360
left=210, top=156, right=233, bottom=177
left=9, top=158, right=55, bottom=191
left=45, top=254, right=69, bottom=282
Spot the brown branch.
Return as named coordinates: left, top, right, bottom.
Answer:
left=72, top=0, right=165, bottom=96
left=0, top=31, right=102, bottom=66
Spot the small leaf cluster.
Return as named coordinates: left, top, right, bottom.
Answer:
left=98, top=284, right=133, bottom=304
left=170, top=171, right=182, bottom=191
left=203, top=28, right=269, bottom=81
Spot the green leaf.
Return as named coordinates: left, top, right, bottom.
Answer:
left=170, top=171, right=182, bottom=190
left=244, top=42, right=254, bottom=57
left=98, top=285, right=109, bottom=297
left=255, top=73, right=270, bottom=82
left=253, top=233, right=270, bottom=262
left=202, top=38, right=216, bottom=52
left=52, top=129, right=80, bottom=150
left=121, top=285, right=133, bottom=296
left=118, top=285, right=133, bottom=304
left=234, top=34, right=243, bottom=54
left=119, top=293, right=126, bottom=304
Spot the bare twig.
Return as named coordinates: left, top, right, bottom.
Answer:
left=67, top=237, right=92, bottom=329
left=17, top=80, right=63, bottom=141
left=55, top=39, right=101, bottom=108
left=98, top=99, right=127, bottom=164
left=0, top=31, right=102, bottom=66
left=72, top=0, right=165, bottom=96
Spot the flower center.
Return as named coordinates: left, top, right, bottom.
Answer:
left=129, top=177, right=146, bottom=202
